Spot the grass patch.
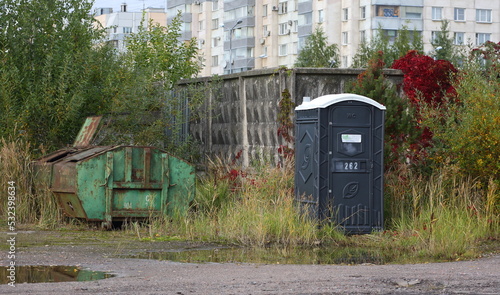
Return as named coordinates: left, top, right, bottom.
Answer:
left=384, top=166, right=499, bottom=261
left=145, top=158, right=345, bottom=247
left=136, top=158, right=498, bottom=263
left=0, top=137, right=62, bottom=228
left=1, top=139, right=498, bottom=264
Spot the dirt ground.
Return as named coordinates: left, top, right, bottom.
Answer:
left=1, top=230, right=499, bottom=294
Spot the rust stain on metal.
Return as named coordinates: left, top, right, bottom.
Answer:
left=144, top=148, right=151, bottom=187
left=73, top=116, right=102, bottom=148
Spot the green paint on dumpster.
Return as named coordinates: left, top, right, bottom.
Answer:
left=34, top=117, right=195, bottom=227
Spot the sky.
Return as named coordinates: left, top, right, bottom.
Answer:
left=91, top=0, right=167, bottom=13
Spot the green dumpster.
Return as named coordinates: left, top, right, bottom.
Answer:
left=34, top=116, right=195, bottom=228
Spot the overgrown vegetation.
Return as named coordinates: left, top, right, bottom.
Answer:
left=0, top=0, right=498, bottom=263
left=352, top=25, right=424, bottom=68
left=0, top=0, right=116, bottom=151
left=98, top=13, right=203, bottom=158
left=346, top=51, right=417, bottom=167
left=0, top=138, right=61, bottom=228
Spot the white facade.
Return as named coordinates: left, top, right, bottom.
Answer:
left=96, top=1, right=500, bottom=77
left=94, top=5, right=167, bottom=52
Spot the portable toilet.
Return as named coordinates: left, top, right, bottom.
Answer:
left=294, top=94, right=385, bottom=234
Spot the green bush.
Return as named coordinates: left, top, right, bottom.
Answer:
left=425, top=64, right=500, bottom=183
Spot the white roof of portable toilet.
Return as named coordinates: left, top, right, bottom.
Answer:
left=295, top=93, right=386, bottom=111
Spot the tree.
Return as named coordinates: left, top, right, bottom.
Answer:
left=294, top=27, right=339, bottom=68
left=124, top=13, right=200, bottom=87
left=430, top=20, right=456, bottom=62
left=346, top=51, right=418, bottom=167
left=422, top=53, right=500, bottom=183
left=392, top=50, right=458, bottom=165
left=391, top=25, right=424, bottom=63
left=392, top=51, right=458, bottom=106
left=470, top=40, right=500, bottom=73
left=352, top=25, right=423, bottom=68
left=99, top=13, right=203, bottom=158
left=0, top=0, right=119, bottom=151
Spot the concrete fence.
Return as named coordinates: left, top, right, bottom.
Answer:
left=177, top=67, right=403, bottom=166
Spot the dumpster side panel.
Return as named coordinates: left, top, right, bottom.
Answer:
left=52, top=162, right=77, bottom=193
left=166, top=156, right=195, bottom=216
left=77, top=155, right=107, bottom=220
left=54, top=192, right=87, bottom=219
left=109, top=147, right=163, bottom=216
left=51, top=162, right=89, bottom=218
left=112, top=190, right=161, bottom=213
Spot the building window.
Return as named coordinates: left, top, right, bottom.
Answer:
left=360, top=30, right=366, bottom=43
left=212, top=18, right=219, bottom=29
left=405, top=7, right=422, bottom=19
left=476, top=33, right=491, bottom=45
left=262, top=46, right=268, bottom=57
left=342, top=55, right=348, bottom=68
left=360, top=6, right=366, bottom=19
left=298, top=36, right=306, bottom=51
left=212, top=37, right=220, bottom=47
left=199, top=20, right=204, bottom=31
left=431, top=31, right=439, bottom=43
left=376, top=6, right=399, bottom=17
left=298, top=12, right=312, bottom=25
left=318, top=10, right=324, bottom=23
left=279, top=44, right=287, bottom=56
left=432, top=7, right=443, bottom=20
left=454, top=32, right=465, bottom=45
left=212, top=0, right=218, bottom=11
left=225, top=26, right=255, bottom=41
left=278, top=1, right=287, bottom=14
left=212, top=55, right=219, bottom=67
left=454, top=8, right=465, bottom=21
left=385, top=30, right=397, bottom=43
left=109, top=40, right=118, bottom=48
left=123, top=27, right=132, bottom=33
left=343, top=8, right=348, bottom=21
left=293, top=42, right=298, bottom=54
left=476, top=9, right=492, bottom=23
left=342, top=32, right=348, bottom=45
left=279, top=23, right=289, bottom=35
left=263, top=4, right=267, bottom=17
left=224, top=6, right=255, bottom=20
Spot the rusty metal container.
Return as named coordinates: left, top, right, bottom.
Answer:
left=34, top=116, right=195, bottom=228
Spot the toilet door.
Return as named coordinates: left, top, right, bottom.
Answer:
left=329, top=105, right=373, bottom=231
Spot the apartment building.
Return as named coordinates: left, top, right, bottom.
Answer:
left=96, top=1, right=499, bottom=77
left=94, top=4, right=167, bottom=52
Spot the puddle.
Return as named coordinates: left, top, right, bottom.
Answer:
left=119, top=246, right=389, bottom=265
left=0, top=265, right=114, bottom=284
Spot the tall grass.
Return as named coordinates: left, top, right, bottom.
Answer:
left=153, top=157, right=345, bottom=247
left=385, top=164, right=499, bottom=260
left=1, top=138, right=497, bottom=260
left=136, top=156, right=499, bottom=260
left=0, top=138, right=60, bottom=227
